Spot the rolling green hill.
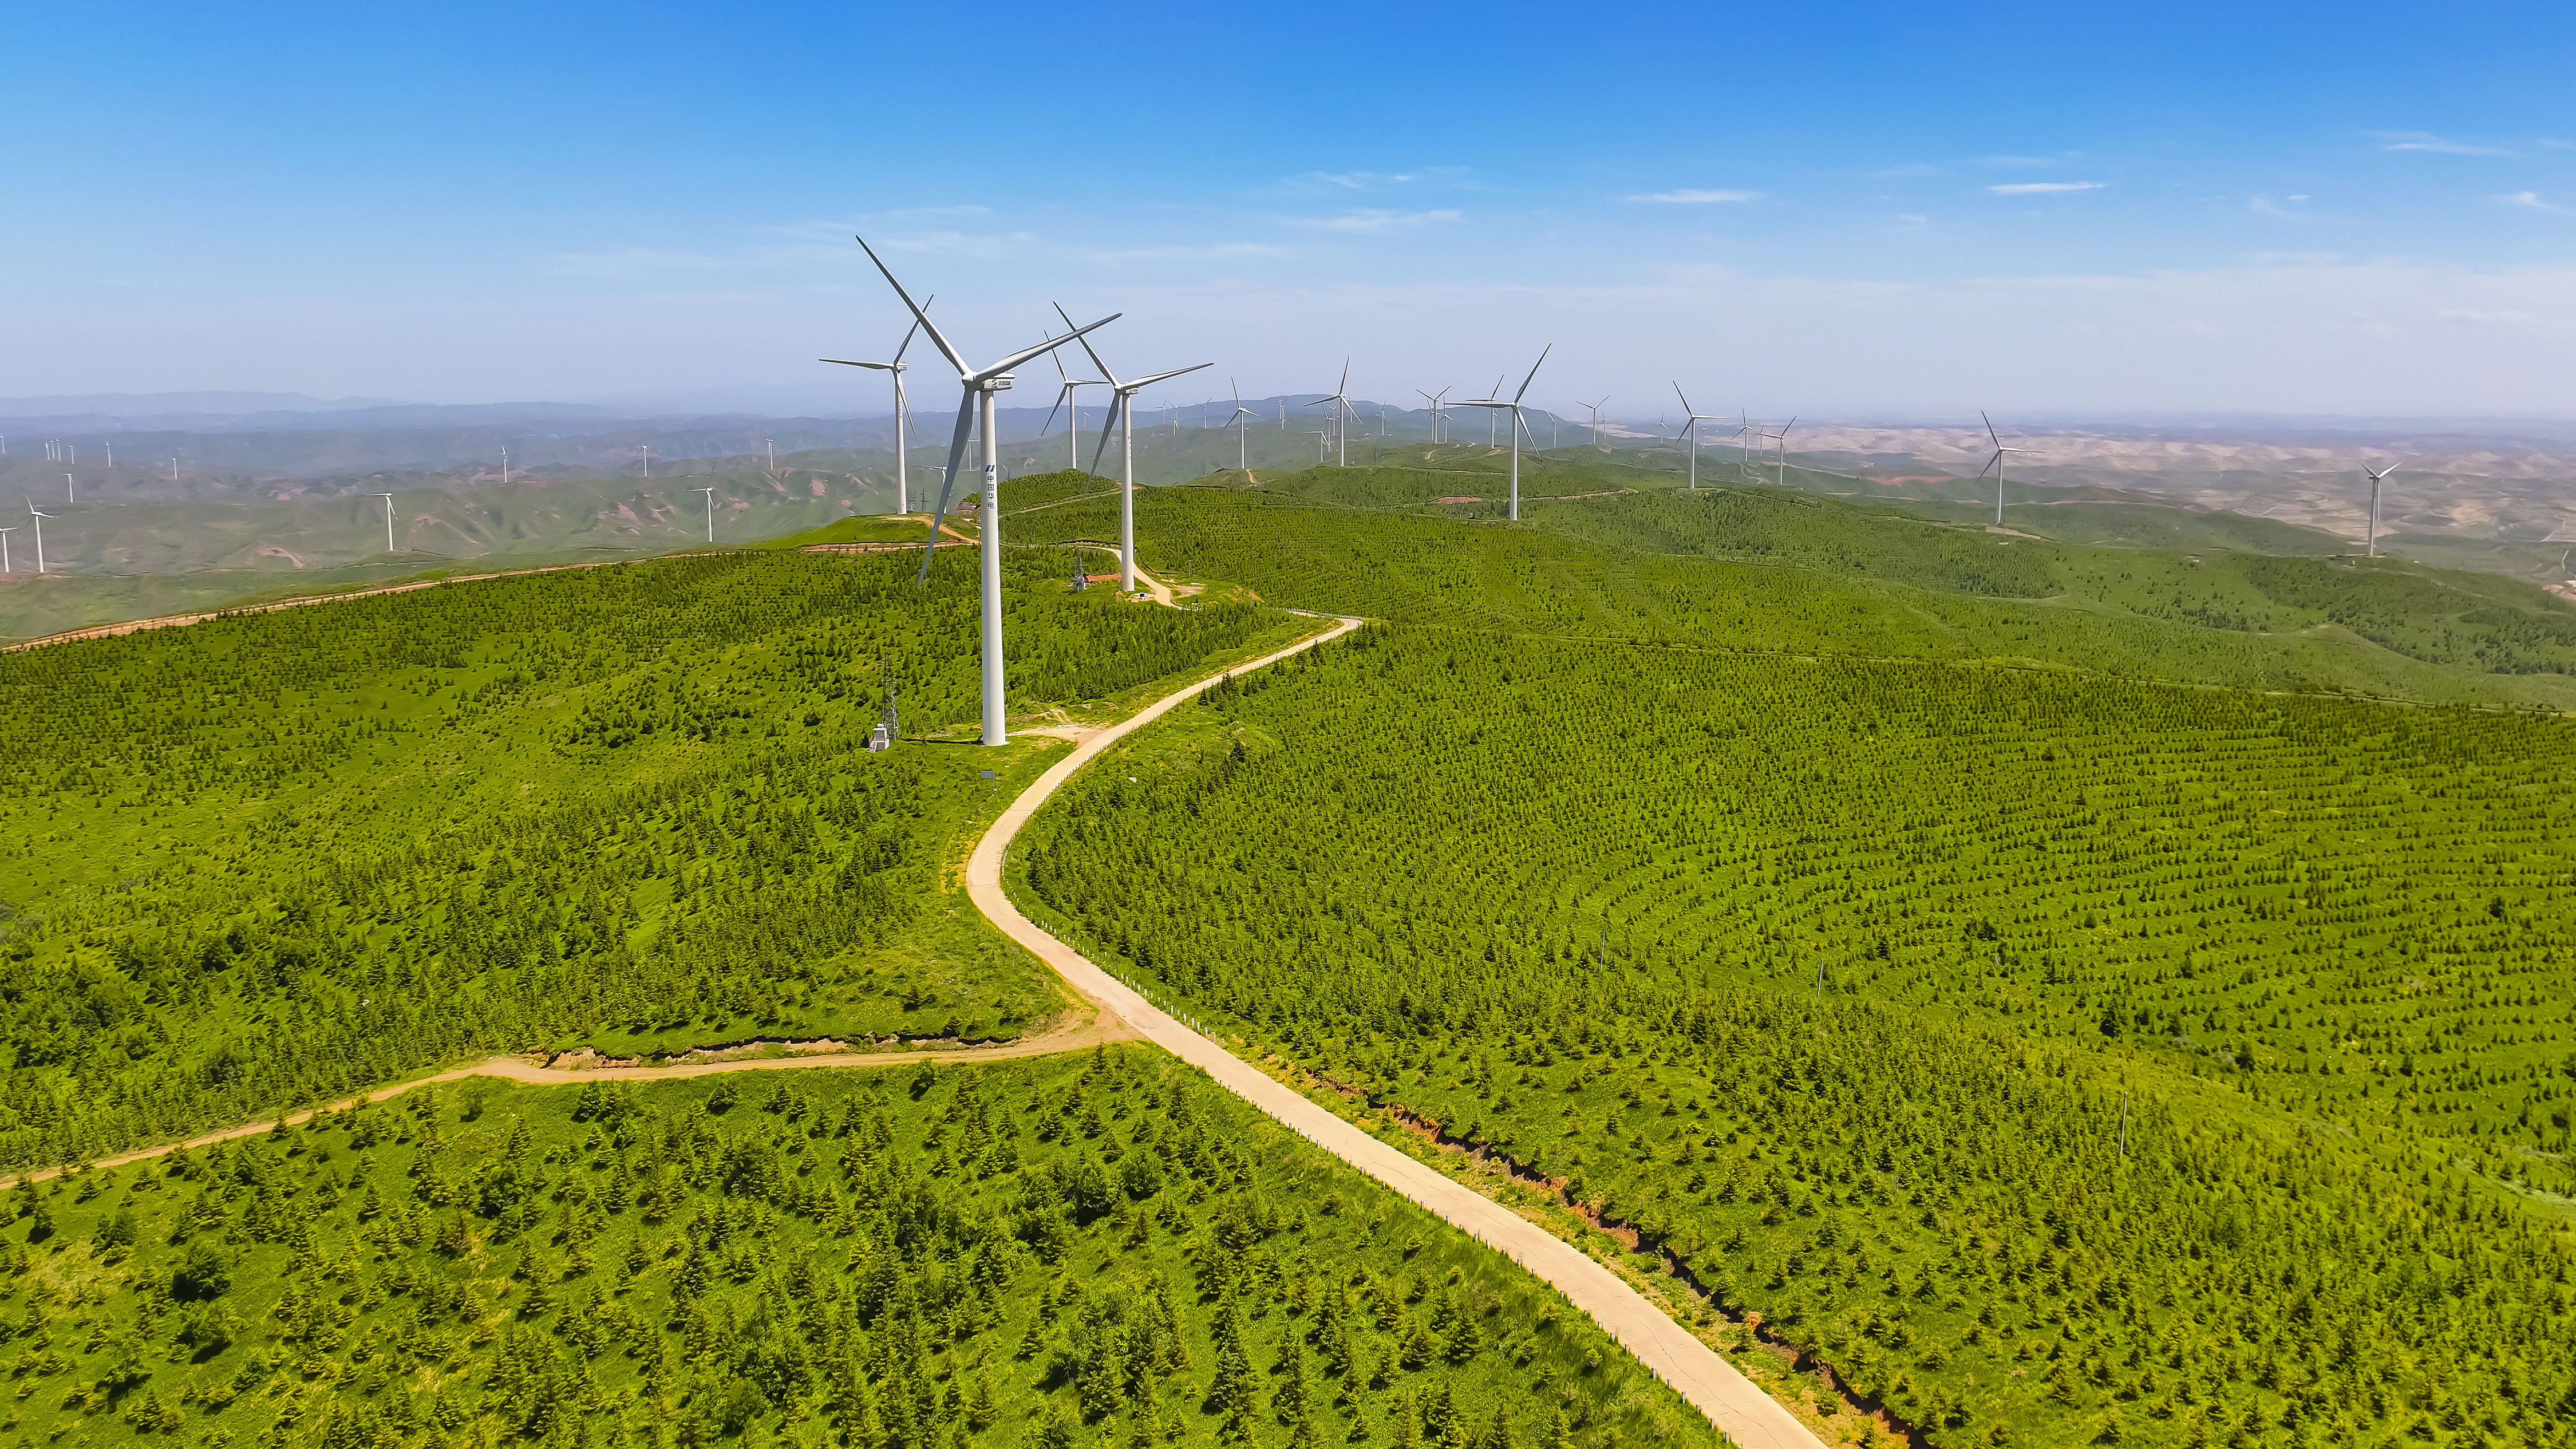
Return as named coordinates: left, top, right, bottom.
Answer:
left=0, top=546, right=1309, bottom=1170
left=0, top=1048, right=1717, bottom=1449
left=1015, top=622, right=2576, bottom=1449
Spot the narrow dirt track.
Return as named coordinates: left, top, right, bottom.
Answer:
left=966, top=616, right=1824, bottom=1449
left=0, top=1006, right=1132, bottom=1191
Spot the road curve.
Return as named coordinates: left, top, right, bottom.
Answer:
left=966, top=616, right=1824, bottom=1449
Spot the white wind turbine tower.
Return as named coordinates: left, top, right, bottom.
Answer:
left=1449, top=348, right=1551, bottom=522
left=380, top=493, right=396, bottom=552
left=1056, top=305, right=1207, bottom=595
left=1581, top=396, right=1610, bottom=450
left=821, top=298, right=931, bottom=514
left=0, top=527, right=13, bottom=575
left=2362, top=459, right=2404, bottom=558
left=1037, top=341, right=1109, bottom=473
left=1222, top=382, right=1256, bottom=472
left=1974, top=411, right=2037, bottom=525
left=1310, top=361, right=1354, bottom=465
left=856, top=238, right=1117, bottom=747
left=1760, top=417, right=1798, bottom=489
left=1671, top=384, right=1718, bottom=491
left=696, top=485, right=717, bottom=543
left=1306, top=429, right=1330, bottom=463
left=27, top=500, right=52, bottom=574
left=1416, top=388, right=1450, bottom=443
left=499, top=447, right=509, bottom=485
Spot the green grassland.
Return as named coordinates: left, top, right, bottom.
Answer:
left=0, top=1048, right=1718, bottom=1449
left=1005, top=477, right=2576, bottom=709
left=0, top=546, right=1311, bottom=1171
left=1015, top=624, right=2576, bottom=1449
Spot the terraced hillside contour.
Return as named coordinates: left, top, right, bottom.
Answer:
left=1018, top=622, right=2576, bottom=1449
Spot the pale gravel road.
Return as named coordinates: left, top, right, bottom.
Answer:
left=966, top=612, right=1824, bottom=1449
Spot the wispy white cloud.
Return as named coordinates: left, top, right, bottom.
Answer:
left=875, top=231, right=1039, bottom=258
left=1988, top=181, right=2104, bottom=195
left=2374, top=131, right=2512, bottom=156
left=2498, top=191, right=2567, bottom=213
left=879, top=205, right=993, bottom=220
left=1287, top=209, right=1463, bottom=232
left=2435, top=307, right=2537, bottom=326
left=1289, top=170, right=1419, bottom=191
left=1627, top=188, right=1760, bottom=204
left=1093, top=242, right=1294, bottom=264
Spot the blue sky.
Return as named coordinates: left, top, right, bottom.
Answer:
left=9, top=1, right=2576, bottom=418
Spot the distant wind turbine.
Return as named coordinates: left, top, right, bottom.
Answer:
left=1581, top=396, right=1610, bottom=450
left=1037, top=337, right=1108, bottom=473
left=1310, top=361, right=1354, bottom=465
left=641, top=445, right=651, bottom=480
left=1672, top=384, right=1718, bottom=491
left=1976, top=411, right=2038, bottom=525
left=65, top=474, right=75, bottom=505
left=2362, top=459, right=2404, bottom=558
left=821, top=295, right=933, bottom=513
left=1449, top=347, right=1551, bottom=521
left=381, top=492, right=396, bottom=552
left=27, top=500, right=51, bottom=574
left=0, top=527, right=13, bottom=575
left=1762, top=417, right=1798, bottom=489
left=1416, top=388, right=1450, bottom=444
left=499, top=447, right=509, bottom=485
left=1223, top=381, right=1256, bottom=471
left=1306, top=429, right=1330, bottom=463
left=1056, top=304, right=1207, bottom=594
left=854, top=236, right=1117, bottom=748
left=695, top=486, right=717, bottom=543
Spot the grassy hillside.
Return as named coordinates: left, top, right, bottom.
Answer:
left=1016, top=625, right=2576, bottom=1448
left=1006, top=481, right=2576, bottom=709
left=0, top=1048, right=1722, bottom=1449
left=0, top=547, right=1311, bottom=1170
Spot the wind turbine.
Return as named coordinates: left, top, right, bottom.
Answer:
left=380, top=493, right=396, bottom=552
left=27, top=501, right=50, bottom=574
left=499, top=447, right=509, bottom=485
left=1416, top=388, right=1450, bottom=444
left=1975, top=411, right=2037, bottom=525
left=696, top=485, right=717, bottom=543
left=0, top=527, right=13, bottom=575
left=1672, top=384, right=1718, bottom=491
left=1306, top=429, right=1330, bottom=463
left=856, top=238, right=1117, bottom=747
left=1449, top=348, right=1551, bottom=521
left=1056, top=305, right=1207, bottom=595
left=1222, top=381, right=1255, bottom=471
left=1310, top=361, right=1353, bottom=465
left=1037, top=337, right=1109, bottom=473
left=821, top=297, right=932, bottom=514
left=640, top=445, right=651, bottom=480
left=65, top=474, right=75, bottom=505
left=1761, top=417, right=1798, bottom=489
left=2362, top=459, right=2403, bottom=558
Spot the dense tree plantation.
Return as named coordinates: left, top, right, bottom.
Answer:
left=1005, top=477, right=2576, bottom=711
left=0, top=547, right=1309, bottom=1172
left=1017, top=624, right=2576, bottom=1447
left=0, top=1049, right=1718, bottom=1449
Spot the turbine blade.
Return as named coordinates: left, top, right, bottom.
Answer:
left=1982, top=409, right=2000, bottom=448
left=1135, top=361, right=1215, bottom=388
left=891, top=301, right=929, bottom=364
left=984, top=314, right=1120, bottom=383
left=1054, top=302, right=1121, bottom=388
left=855, top=237, right=970, bottom=376
left=1042, top=388, right=1067, bottom=438
left=1514, top=345, right=1551, bottom=402
left=1673, top=380, right=1696, bottom=417
left=821, top=359, right=892, bottom=370
left=915, top=392, right=978, bottom=586
left=1089, top=392, right=1127, bottom=476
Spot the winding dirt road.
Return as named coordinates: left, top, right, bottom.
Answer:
left=966, top=617, right=1824, bottom=1449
